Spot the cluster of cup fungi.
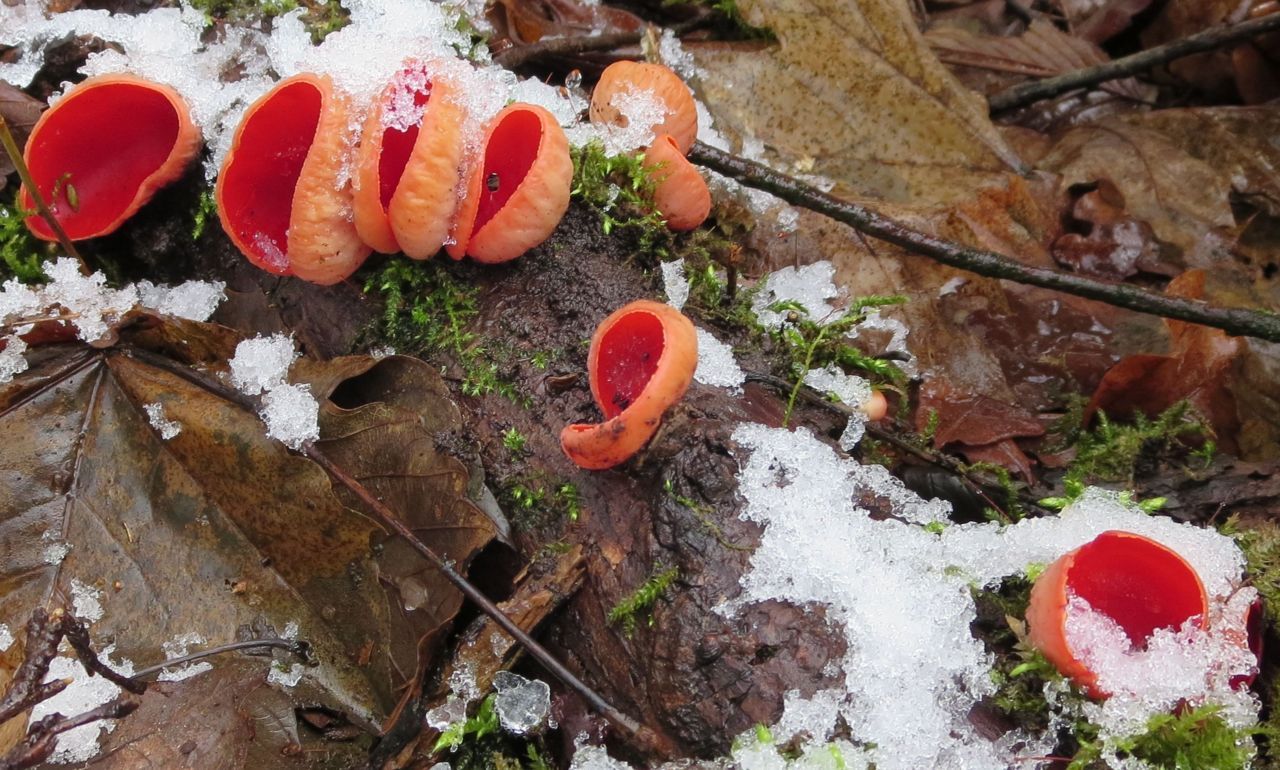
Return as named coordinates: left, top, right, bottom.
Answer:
left=14, top=57, right=1261, bottom=705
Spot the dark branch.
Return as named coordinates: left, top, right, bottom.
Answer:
left=493, top=31, right=643, bottom=70
left=688, top=141, right=1280, bottom=342
left=0, top=608, right=68, bottom=724
left=2, top=698, right=139, bottom=770
left=988, top=11, right=1280, bottom=111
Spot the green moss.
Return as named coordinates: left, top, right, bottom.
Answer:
left=959, top=461, right=1026, bottom=524
left=362, top=258, right=526, bottom=405
left=187, top=0, right=348, bottom=41
left=501, top=427, right=527, bottom=456
left=970, top=575, right=1063, bottom=733
left=499, top=476, right=582, bottom=528
left=433, top=694, right=552, bottom=770
left=0, top=197, right=46, bottom=283
left=1069, top=705, right=1265, bottom=770
left=1063, top=402, right=1210, bottom=488
left=570, top=140, right=668, bottom=245
left=190, top=188, right=218, bottom=241
left=769, top=294, right=907, bottom=425
left=608, top=565, right=679, bottom=636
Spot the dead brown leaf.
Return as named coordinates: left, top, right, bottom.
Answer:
left=0, top=322, right=496, bottom=768
left=0, top=81, right=44, bottom=189
left=1087, top=270, right=1243, bottom=452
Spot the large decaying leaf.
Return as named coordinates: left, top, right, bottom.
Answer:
left=0, top=320, right=497, bottom=767
left=690, top=0, right=1023, bottom=204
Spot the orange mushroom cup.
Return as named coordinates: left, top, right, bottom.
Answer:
left=447, top=103, right=572, bottom=264
left=590, top=61, right=698, bottom=155
left=353, top=60, right=468, bottom=259
left=561, top=300, right=698, bottom=470
left=217, top=73, right=370, bottom=285
left=1026, top=530, right=1209, bottom=698
left=643, top=134, right=710, bottom=232
left=20, top=74, right=201, bottom=241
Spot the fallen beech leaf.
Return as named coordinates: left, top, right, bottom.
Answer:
left=1051, top=179, right=1165, bottom=279
left=918, top=378, right=1045, bottom=450
left=0, top=321, right=495, bottom=767
left=1073, top=0, right=1156, bottom=44
left=487, top=0, right=642, bottom=48
left=1087, top=270, right=1243, bottom=452
left=926, top=20, right=1152, bottom=102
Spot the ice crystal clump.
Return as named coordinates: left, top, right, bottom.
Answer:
left=492, top=671, right=551, bottom=735
left=29, top=649, right=134, bottom=765
left=804, top=365, right=872, bottom=448
left=144, top=402, right=182, bottom=440
left=0, top=624, right=12, bottom=652
left=726, top=424, right=1256, bottom=770
left=595, top=85, right=668, bottom=156
left=260, top=383, right=321, bottom=450
left=268, top=662, right=306, bottom=688
left=42, top=258, right=138, bottom=344
left=426, top=662, right=481, bottom=731
left=158, top=632, right=213, bottom=682
left=70, top=578, right=104, bottom=623
left=136, top=279, right=226, bottom=321
left=661, top=259, right=689, bottom=311
left=229, top=334, right=297, bottom=395
left=751, top=262, right=840, bottom=328
left=694, top=328, right=745, bottom=392
left=0, top=336, right=29, bottom=385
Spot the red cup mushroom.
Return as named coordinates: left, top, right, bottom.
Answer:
left=590, top=61, right=698, bottom=155
left=642, top=133, right=710, bottom=232
left=561, top=300, right=697, bottom=470
left=353, top=60, right=468, bottom=259
left=19, top=74, right=201, bottom=241
left=1026, top=530, right=1209, bottom=698
left=216, top=73, right=370, bottom=285
left=447, top=102, right=572, bottom=264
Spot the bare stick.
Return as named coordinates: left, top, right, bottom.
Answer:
left=116, top=347, right=673, bottom=756
left=989, top=12, right=1280, bottom=111
left=0, top=115, right=87, bottom=274
left=3, top=698, right=139, bottom=770
left=688, top=141, right=1280, bottom=342
left=0, top=608, right=67, bottom=723
left=130, top=638, right=314, bottom=680
left=494, top=31, right=643, bottom=69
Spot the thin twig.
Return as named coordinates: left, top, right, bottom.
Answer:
left=494, top=30, right=643, bottom=69
left=988, top=11, right=1280, bottom=111
left=116, top=347, right=673, bottom=756
left=130, top=639, right=314, bottom=680
left=0, top=608, right=68, bottom=724
left=0, top=115, right=87, bottom=274
left=3, top=698, right=139, bottom=770
left=688, top=141, right=1280, bottom=343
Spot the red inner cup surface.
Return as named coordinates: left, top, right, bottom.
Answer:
left=25, top=81, right=180, bottom=239
left=1068, top=531, right=1205, bottom=648
left=472, top=108, right=541, bottom=234
left=221, top=79, right=322, bottom=269
left=596, top=311, right=664, bottom=419
left=378, top=75, right=432, bottom=210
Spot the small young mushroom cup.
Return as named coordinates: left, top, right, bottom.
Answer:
left=590, top=61, right=698, bottom=155
left=217, top=73, right=370, bottom=285
left=20, top=74, right=201, bottom=241
left=642, top=133, right=710, bottom=232
left=561, top=300, right=698, bottom=470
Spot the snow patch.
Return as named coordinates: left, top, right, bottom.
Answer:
left=267, top=662, right=306, bottom=688
left=158, top=632, right=213, bottom=682
left=29, top=649, right=134, bottom=765
left=694, top=328, right=745, bottom=392
left=751, top=262, right=841, bottom=328
left=137, top=280, right=226, bottom=321
left=0, top=624, right=14, bottom=652
left=144, top=402, right=182, bottom=440
left=260, top=383, right=321, bottom=450
left=70, top=579, right=104, bottom=623
left=660, top=259, right=689, bottom=311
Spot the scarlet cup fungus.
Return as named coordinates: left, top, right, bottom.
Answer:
left=217, top=73, right=370, bottom=285
left=642, top=134, right=710, bottom=232
left=560, top=300, right=698, bottom=470
left=353, top=60, right=467, bottom=259
left=447, top=102, right=572, bottom=264
left=590, top=61, right=698, bottom=155
left=1026, top=530, right=1209, bottom=698
left=19, top=74, right=201, bottom=241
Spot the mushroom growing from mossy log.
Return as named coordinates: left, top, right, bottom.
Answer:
left=1026, top=530, right=1209, bottom=698
left=353, top=59, right=468, bottom=259
left=20, top=74, right=201, bottom=242
left=217, top=73, right=370, bottom=285
left=561, top=300, right=697, bottom=470
left=642, top=133, right=710, bottom=232
left=447, top=102, right=572, bottom=264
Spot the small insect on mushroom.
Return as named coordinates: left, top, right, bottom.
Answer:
left=217, top=73, right=370, bottom=285
left=20, top=74, right=201, bottom=242
left=1025, top=530, right=1209, bottom=698
left=561, top=300, right=698, bottom=470
left=447, top=102, right=572, bottom=264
